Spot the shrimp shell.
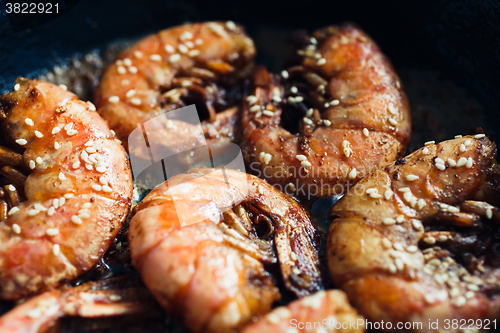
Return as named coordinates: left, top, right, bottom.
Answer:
left=0, top=79, right=133, bottom=300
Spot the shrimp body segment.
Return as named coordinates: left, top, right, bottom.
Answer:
left=328, top=136, right=500, bottom=331
left=95, top=21, right=256, bottom=150
left=129, top=168, right=322, bottom=333
left=0, top=79, right=133, bottom=300
left=241, top=290, right=365, bottom=333
left=241, top=24, right=410, bottom=197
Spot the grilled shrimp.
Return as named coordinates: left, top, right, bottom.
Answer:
left=94, top=21, right=255, bottom=152
left=327, top=135, right=500, bottom=332
left=241, top=23, right=410, bottom=197
left=0, top=274, right=158, bottom=333
left=129, top=168, right=322, bottom=333
left=241, top=290, right=364, bottom=333
left=0, top=79, right=133, bottom=300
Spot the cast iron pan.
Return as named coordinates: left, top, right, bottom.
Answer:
left=0, top=0, right=499, bottom=331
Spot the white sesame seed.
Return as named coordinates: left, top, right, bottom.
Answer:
left=28, top=209, right=40, bottom=216
left=85, top=147, right=96, bottom=154
left=363, top=128, right=369, bottom=137
left=437, top=235, right=448, bottom=242
left=178, top=44, right=188, bottom=54
left=14, top=83, right=20, bottom=91
left=272, top=95, right=281, bottom=103
left=456, top=157, right=467, bottom=167
left=96, top=166, right=107, bottom=173
left=486, top=207, right=493, bottom=219
left=465, top=291, right=475, bottom=298
left=226, top=20, right=236, bottom=30
left=64, top=123, right=74, bottom=131
left=393, top=243, right=404, bottom=252
left=464, top=139, right=472, bottom=146
left=35, top=157, right=42, bottom=164
left=117, top=66, right=126, bottom=74
left=64, top=193, right=74, bottom=199
left=10, top=222, right=22, bottom=234
left=134, top=50, right=143, bottom=58
left=316, top=58, right=326, bottom=66
left=388, top=263, right=397, bottom=273
left=425, top=141, right=435, bottom=146
left=15, top=139, right=27, bottom=146
left=403, top=191, right=412, bottom=203
left=245, top=96, right=258, bottom=106
left=169, top=54, right=181, bottom=63
left=102, top=185, right=113, bottom=193
left=388, top=103, right=398, bottom=115
left=34, top=131, right=43, bottom=138
left=47, top=207, right=55, bottom=216
left=465, top=157, right=473, bottom=168
left=406, top=175, right=419, bottom=181
left=412, top=220, right=423, bottom=230
left=8, top=206, right=19, bottom=216
left=435, top=163, right=446, bottom=171
left=71, top=215, right=82, bottom=225
left=188, top=49, right=200, bottom=57
left=108, top=96, right=120, bottom=103
left=87, top=101, right=96, bottom=111
left=263, top=110, right=274, bottom=117
left=128, top=66, right=138, bottom=74
left=395, top=81, right=401, bottom=89
left=290, top=86, right=298, bottom=94
left=343, top=148, right=352, bottom=158
left=59, top=84, right=67, bottom=90
left=85, top=163, right=93, bottom=170
left=180, top=31, right=193, bottom=40
left=125, top=89, right=136, bottom=98
left=324, top=103, right=330, bottom=108
left=130, top=98, right=141, bottom=106
left=58, top=172, right=66, bottom=181
left=301, top=160, right=312, bottom=167
left=424, top=237, right=436, bottom=244
left=366, top=188, right=377, bottom=194
left=342, top=140, right=350, bottom=148
left=150, top=54, right=162, bottom=61
left=323, top=119, right=332, bottom=126
left=454, top=296, right=466, bottom=307
left=383, top=218, right=396, bottom=225
left=123, top=58, right=132, bottom=66
left=370, top=192, right=382, bottom=199
left=303, top=117, right=314, bottom=125
left=348, top=168, right=357, bottom=180
left=407, top=245, right=418, bottom=253
left=330, top=99, right=340, bottom=106
left=52, top=244, right=60, bottom=256
left=447, top=158, right=457, bottom=167
left=384, top=189, right=393, bottom=200
left=53, top=142, right=61, bottom=150
left=72, top=161, right=80, bottom=169
left=46, top=228, right=59, bottom=236
left=25, top=118, right=34, bottom=126
left=395, top=258, right=404, bottom=271
left=474, top=134, right=485, bottom=139
left=250, top=105, right=261, bottom=112
left=417, top=199, right=426, bottom=210
left=296, top=154, right=307, bottom=161
left=185, top=41, right=194, bottom=48
left=459, top=144, right=466, bottom=153
left=99, top=177, right=108, bottom=185
left=388, top=117, right=398, bottom=126
left=424, top=294, right=434, bottom=304
left=382, top=238, right=392, bottom=249
left=281, top=70, right=289, bottom=79
left=422, top=147, right=429, bottom=155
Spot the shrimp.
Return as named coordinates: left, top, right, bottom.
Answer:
left=241, top=289, right=365, bottom=333
left=94, top=21, right=256, bottom=151
left=0, top=274, right=159, bottom=333
left=0, top=79, right=133, bottom=300
left=327, top=135, right=500, bottom=332
left=128, top=168, right=323, bottom=333
left=240, top=23, right=411, bottom=197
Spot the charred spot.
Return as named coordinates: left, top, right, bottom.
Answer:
left=91, top=197, right=95, bottom=202
left=28, top=88, right=39, bottom=101
left=0, top=98, right=15, bottom=119
left=395, top=158, right=406, bottom=165
left=393, top=171, right=400, bottom=180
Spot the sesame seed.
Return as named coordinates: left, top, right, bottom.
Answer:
left=301, top=160, right=312, bottom=167
left=193, top=38, right=203, bottom=45
left=25, top=118, right=34, bottom=126
left=388, top=117, right=398, bottom=126
left=117, top=66, right=126, bottom=74
left=246, top=95, right=257, bottom=104
left=456, top=157, right=467, bottom=167
left=28, top=209, right=40, bottom=216
left=396, top=215, right=405, bottom=223
left=384, top=189, right=393, bottom=200
left=424, top=294, right=434, bottom=304
left=64, top=193, right=74, bottom=199
left=47, top=207, right=55, bottom=216
left=382, top=238, right=392, bottom=249
left=54, top=142, right=61, bottom=150
left=14, top=83, right=20, bottom=91
left=303, top=117, right=314, bottom=125
left=272, top=95, right=282, bottom=102
left=262, top=153, right=272, bottom=165
left=51, top=127, right=61, bottom=135
left=250, top=105, right=261, bottom=112
left=388, top=103, right=398, bottom=115
left=35, top=157, right=42, bottom=164
left=102, top=185, right=112, bottom=193
left=407, top=245, right=418, bottom=253
left=46, top=228, right=59, bottom=236
left=465, top=157, right=473, bottom=168
left=366, top=188, right=377, bottom=194
left=59, top=84, right=67, bottom=90
left=58, top=172, right=66, bottom=181
left=422, top=148, right=429, bottom=155
left=87, top=101, right=96, bottom=111
left=108, top=96, right=119, bottom=103
left=330, top=99, right=340, bottom=106
left=96, top=166, right=107, bottom=173
left=125, top=89, right=136, bottom=98
left=363, top=128, right=369, bottom=137
left=316, top=58, right=326, bottom=66
left=465, top=291, right=475, bottom=298
left=15, top=139, right=27, bottom=146
left=72, top=161, right=80, bottom=169
left=10, top=222, right=22, bottom=234
left=395, top=258, right=404, bottom=271
left=296, top=154, right=307, bottom=161
left=226, top=20, right=236, bottom=30
left=459, top=144, right=466, bottom=153
left=403, top=191, right=412, bottom=203
left=464, top=139, right=472, bottom=146
left=169, top=54, right=181, bottom=63
left=447, top=158, right=457, bottom=167
left=130, top=98, right=141, bottom=106
left=85, top=163, right=93, bottom=170
left=388, top=263, right=397, bottom=274
left=395, top=81, right=401, bottom=89
left=454, top=296, right=466, bottom=307
left=134, top=50, right=143, bottom=58
left=412, top=220, right=423, bottom=230
left=383, top=218, right=396, bottom=225
left=185, top=41, right=194, bottom=48
left=474, top=134, right=485, bottom=139
left=8, top=206, right=19, bottom=216
left=348, top=168, right=357, bottom=180
left=188, top=49, right=200, bottom=57
left=343, top=148, right=352, bottom=158
left=393, top=243, right=404, bottom=251
left=425, top=141, right=435, bottom=146
left=324, top=103, right=330, bottom=108
left=406, top=174, right=419, bottom=181
left=295, top=96, right=304, bottom=103
left=34, top=131, right=43, bottom=138
left=435, top=163, right=446, bottom=171
left=417, top=199, right=426, bottom=210
left=64, top=123, right=74, bottom=131
left=437, top=235, right=448, bottom=242
left=290, top=86, right=298, bottom=94
left=123, top=58, right=132, bottom=66
left=323, top=120, right=332, bottom=126
left=486, top=207, right=493, bottom=219
left=128, top=66, right=138, bottom=74
left=52, top=244, right=60, bottom=256
left=281, top=70, right=289, bottom=79
left=370, top=192, right=382, bottom=199
left=71, top=215, right=82, bottom=225
left=180, top=31, right=193, bottom=41
left=150, top=54, right=162, bottom=61
left=424, top=237, right=436, bottom=244
left=263, top=110, right=274, bottom=117
left=178, top=44, right=188, bottom=54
